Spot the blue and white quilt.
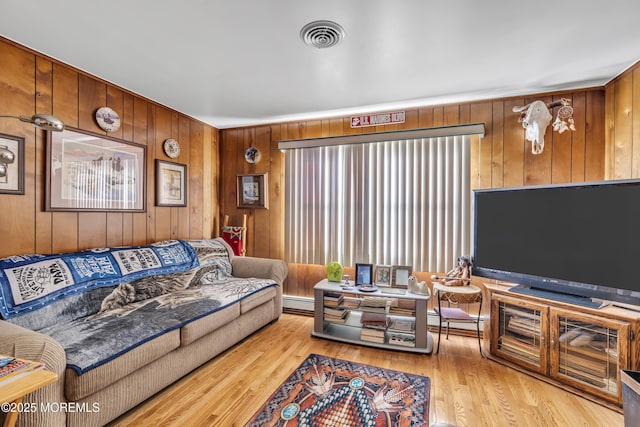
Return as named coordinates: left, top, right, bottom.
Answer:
left=0, top=240, right=199, bottom=319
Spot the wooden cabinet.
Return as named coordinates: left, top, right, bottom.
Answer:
left=485, top=283, right=640, bottom=408
left=312, top=279, right=433, bottom=353
left=549, top=309, right=628, bottom=402
left=491, top=294, right=549, bottom=374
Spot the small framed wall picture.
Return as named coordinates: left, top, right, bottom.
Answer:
left=0, top=133, right=24, bottom=195
left=355, top=263, right=373, bottom=286
left=391, top=265, right=413, bottom=289
left=155, top=159, right=187, bottom=207
left=374, top=265, right=392, bottom=287
left=237, top=173, right=268, bottom=209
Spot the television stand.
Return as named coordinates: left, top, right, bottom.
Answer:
left=507, top=285, right=605, bottom=309
left=485, top=281, right=640, bottom=409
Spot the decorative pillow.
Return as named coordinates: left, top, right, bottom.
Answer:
left=0, top=240, right=199, bottom=319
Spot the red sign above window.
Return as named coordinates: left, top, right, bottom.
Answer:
left=350, top=111, right=405, bottom=128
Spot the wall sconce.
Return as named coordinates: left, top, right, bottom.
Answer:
left=512, top=98, right=575, bottom=155
left=0, top=114, right=65, bottom=132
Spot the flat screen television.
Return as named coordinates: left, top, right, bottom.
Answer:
left=472, top=179, right=640, bottom=307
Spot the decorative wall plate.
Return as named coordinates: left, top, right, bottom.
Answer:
left=95, top=107, right=121, bottom=132
left=245, top=146, right=261, bottom=164
left=163, top=138, right=180, bottom=158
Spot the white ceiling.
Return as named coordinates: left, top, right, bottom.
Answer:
left=1, top=1, right=639, bottom=129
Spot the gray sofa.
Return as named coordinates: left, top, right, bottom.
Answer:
left=0, top=238, right=287, bottom=427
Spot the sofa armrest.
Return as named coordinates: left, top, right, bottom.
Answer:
left=231, top=257, right=288, bottom=285
left=0, top=320, right=66, bottom=377
left=0, top=320, right=67, bottom=427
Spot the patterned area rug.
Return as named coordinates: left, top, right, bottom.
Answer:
left=245, top=353, right=430, bottom=426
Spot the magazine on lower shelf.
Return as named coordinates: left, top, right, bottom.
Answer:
left=387, top=315, right=416, bottom=333
left=388, top=332, right=416, bottom=347
left=0, top=355, right=44, bottom=385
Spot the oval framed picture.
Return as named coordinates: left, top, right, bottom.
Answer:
left=95, top=107, right=121, bottom=132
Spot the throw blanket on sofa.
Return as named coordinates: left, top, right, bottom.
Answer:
left=3, top=238, right=280, bottom=374
left=0, top=240, right=199, bottom=319
left=40, top=264, right=277, bottom=374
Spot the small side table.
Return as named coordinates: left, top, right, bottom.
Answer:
left=1, top=369, right=58, bottom=427
left=433, top=282, right=483, bottom=354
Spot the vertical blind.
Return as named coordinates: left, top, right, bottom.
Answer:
left=284, top=135, right=472, bottom=273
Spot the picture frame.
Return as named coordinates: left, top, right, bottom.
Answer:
left=237, top=173, right=268, bottom=209
left=155, top=160, right=187, bottom=207
left=0, top=133, right=24, bottom=195
left=355, top=263, right=373, bottom=286
left=391, top=265, right=413, bottom=289
left=374, top=265, right=392, bottom=287
left=46, top=127, right=146, bottom=212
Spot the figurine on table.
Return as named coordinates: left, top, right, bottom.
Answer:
left=431, top=256, right=472, bottom=287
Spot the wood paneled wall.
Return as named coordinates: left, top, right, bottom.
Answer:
left=220, top=89, right=607, bottom=297
left=4, top=30, right=629, bottom=300
left=0, top=37, right=219, bottom=258
left=605, top=61, right=640, bottom=179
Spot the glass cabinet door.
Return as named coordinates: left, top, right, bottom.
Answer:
left=491, top=295, right=548, bottom=374
left=550, top=309, right=629, bottom=404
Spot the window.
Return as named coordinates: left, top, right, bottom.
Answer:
left=283, top=129, right=477, bottom=273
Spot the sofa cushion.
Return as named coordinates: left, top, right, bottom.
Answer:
left=240, top=286, right=278, bottom=314
left=65, top=330, right=180, bottom=401
left=179, top=282, right=279, bottom=346
left=180, top=303, right=239, bottom=346
left=0, top=240, right=199, bottom=320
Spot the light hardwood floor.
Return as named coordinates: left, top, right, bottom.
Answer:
left=109, top=313, right=624, bottom=427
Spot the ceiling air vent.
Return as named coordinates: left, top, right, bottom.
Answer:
left=300, top=20, right=345, bottom=49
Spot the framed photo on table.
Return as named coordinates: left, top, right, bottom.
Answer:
left=155, top=160, right=187, bottom=207
left=0, top=133, right=24, bottom=195
left=374, top=265, right=392, bottom=287
left=46, top=127, right=146, bottom=211
left=355, top=263, right=373, bottom=286
left=237, top=173, right=268, bottom=209
left=391, top=265, right=413, bottom=289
